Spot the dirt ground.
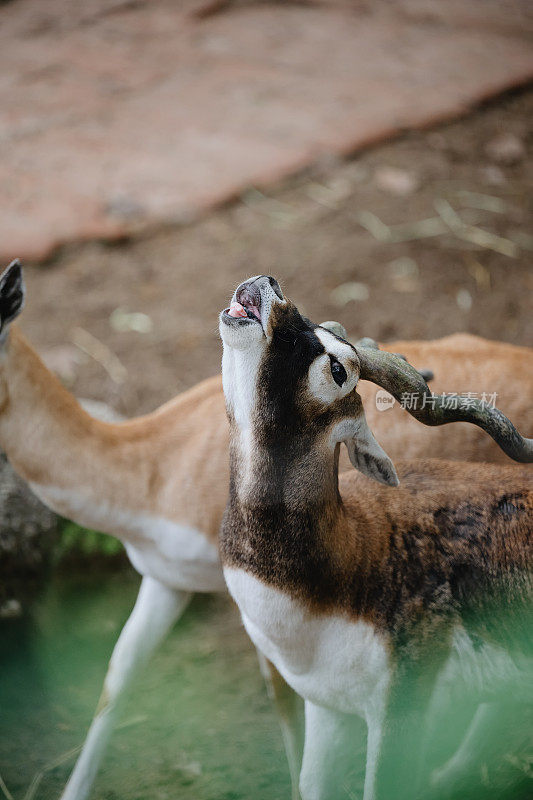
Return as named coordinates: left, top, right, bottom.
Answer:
left=18, top=89, right=533, bottom=418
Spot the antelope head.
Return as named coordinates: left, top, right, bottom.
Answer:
left=219, top=275, right=532, bottom=498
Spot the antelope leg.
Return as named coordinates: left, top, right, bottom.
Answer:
left=60, top=577, right=191, bottom=800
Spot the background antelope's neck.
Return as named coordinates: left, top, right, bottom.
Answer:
left=0, top=327, right=229, bottom=545
left=0, top=327, right=93, bottom=481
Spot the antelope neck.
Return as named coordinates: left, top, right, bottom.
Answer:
left=221, top=421, right=349, bottom=610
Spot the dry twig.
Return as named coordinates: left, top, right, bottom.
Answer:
left=71, top=327, right=128, bottom=384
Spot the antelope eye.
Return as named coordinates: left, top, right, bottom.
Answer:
left=329, top=356, right=347, bottom=387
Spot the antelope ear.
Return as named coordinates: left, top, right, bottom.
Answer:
left=0, top=260, right=25, bottom=334
left=342, top=415, right=399, bottom=487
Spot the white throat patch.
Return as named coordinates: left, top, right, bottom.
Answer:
left=222, top=343, right=264, bottom=430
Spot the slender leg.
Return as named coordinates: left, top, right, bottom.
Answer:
left=256, top=651, right=305, bottom=800
left=60, top=577, right=191, bottom=800
left=431, top=701, right=493, bottom=793
left=374, top=660, right=443, bottom=800
left=363, top=709, right=385, bottom=800
left=299, top=701, right=364, bottom=800
left=431, top=699, right=533, bottom=796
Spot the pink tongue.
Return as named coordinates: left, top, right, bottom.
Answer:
left=228, top=301, right=248, bottom=318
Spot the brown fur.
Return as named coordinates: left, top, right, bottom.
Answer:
left=340, top=461, right=532, bottom=641
left=223, top=450, right=532, bottom=635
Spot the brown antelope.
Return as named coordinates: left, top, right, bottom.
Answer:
left=0, top=259, right=531, bottom=800
left=219, top=276, right=532, bottom=800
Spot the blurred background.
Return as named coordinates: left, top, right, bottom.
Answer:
left=1, top=1, right=532, bottom=798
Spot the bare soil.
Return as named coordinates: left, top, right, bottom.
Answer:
left=18, top=90, right=533, bottom=418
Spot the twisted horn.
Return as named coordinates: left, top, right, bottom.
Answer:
left=320, top=325, right=435, bottom=384
left=355, top=346, right=533, bottom=464
left=320, top=321, right=348, bottom=340
left=352, top=336, right=434, bottom=382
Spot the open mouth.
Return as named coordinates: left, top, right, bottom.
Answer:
left=223, top=284, right=262, bottom=325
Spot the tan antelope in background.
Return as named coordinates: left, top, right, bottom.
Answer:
left=0, top=259, right=532, bottom=799
left=219, top=276, right=532, bottom=800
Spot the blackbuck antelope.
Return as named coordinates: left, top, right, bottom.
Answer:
left=219, top=276, right=533, bottom=800
left=0, top=259, right=531, bottom=800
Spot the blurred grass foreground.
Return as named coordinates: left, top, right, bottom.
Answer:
left=1, top=554, right=532, bottom=799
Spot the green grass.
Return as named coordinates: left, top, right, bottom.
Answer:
left=56, top=520, right=125, bottom=560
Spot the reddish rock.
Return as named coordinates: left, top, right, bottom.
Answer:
left=1, top=0, right=532, bottom=263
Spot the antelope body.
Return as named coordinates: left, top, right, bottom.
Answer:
left=219, top=276, right=533, bottom=800
left=0, top=260, right=531, bottom=799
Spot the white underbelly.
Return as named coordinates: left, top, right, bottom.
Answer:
left=124, top=539, right=225, bottom=593
left=224, top=567, right=390, bottom=717
left=31, top=483, right=226, bottom=593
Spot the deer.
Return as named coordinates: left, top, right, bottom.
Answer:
left=218, top=275, right=533, bottom=800
left=0, top=258, right=531, bottom=800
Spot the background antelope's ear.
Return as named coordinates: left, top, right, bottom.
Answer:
left=0, top=260, right=25, bottom=334
left=343, top=415, right=399, bottom=487
left=319, top=320, right=348, bottom=340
